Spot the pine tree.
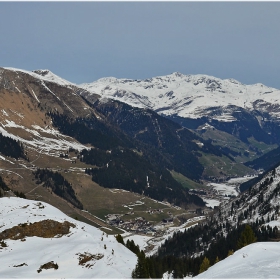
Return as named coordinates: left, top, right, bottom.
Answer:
left=199, top=257, right=210, bottom=274
left=115, top=234, right=124, bottom=245
left=237, top=224, right=257, bottom=249
left=132, top=251, right=149, bottom=278
left=227, top=250, right=234, bottom=256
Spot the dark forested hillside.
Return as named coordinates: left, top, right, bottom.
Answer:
left=0, top=133, right=26, bottom=160
left=245, top=145, right=280, bottom=171
left=48, top=111, right=206, bottom=207
left=92, top=100, right=236, bottom=180
left=81, top=148, right=204, bottom=207
left=48, top=112, right=133, bottom=150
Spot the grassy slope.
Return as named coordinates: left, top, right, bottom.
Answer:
left=170, top=170, right=207, bottom=189
left=0, top=147, right=193, bottom=234
left=198, top=152, right=254, bottom=178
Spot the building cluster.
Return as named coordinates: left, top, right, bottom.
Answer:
left=147, top=208, right=163, bottom=214
left=106, top=214, right=155, bottom=234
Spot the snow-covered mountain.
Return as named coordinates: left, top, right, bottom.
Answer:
left=4, top=67, right=75, bottom=87
left=80, top=72, right=280, bottom=121
left=0, top=197, right=137, bottom=278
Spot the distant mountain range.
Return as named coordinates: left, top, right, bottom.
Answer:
left=80, top=71, right=280, bottom=172
left=80, top=72, right=280, bottom=121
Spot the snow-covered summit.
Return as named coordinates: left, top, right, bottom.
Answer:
left=0, top=197, right=137, bottom=278
left=3, top=67, right=75, bottom=87
left=80, top=72, right=280, bottom=120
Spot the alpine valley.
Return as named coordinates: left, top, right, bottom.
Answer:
left=1, top=67, right=280, bottom=278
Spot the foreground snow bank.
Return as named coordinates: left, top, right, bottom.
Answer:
left=195, top=242, right=280, bottom=278
left=0, top=197, right=137, bottom=278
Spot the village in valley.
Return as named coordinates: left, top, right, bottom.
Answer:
left=101, top=176, right=253, bottom=254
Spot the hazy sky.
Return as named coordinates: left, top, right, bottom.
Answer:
left=1, top=2, right=280, bottom=88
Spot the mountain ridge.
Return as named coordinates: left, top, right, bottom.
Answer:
left=79, top=71, right=280, bottom=120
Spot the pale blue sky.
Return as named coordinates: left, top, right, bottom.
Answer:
left=1, top=2, right=280, bottom=88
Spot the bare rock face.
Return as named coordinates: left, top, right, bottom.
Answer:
left=0, top=219, right=76, bottom=240
left=37, top=261, right=59, bottom=273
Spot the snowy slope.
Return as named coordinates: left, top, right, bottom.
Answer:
left=0, top=197, right=137, bottom=278
left=80, top=72, right=280, bottom=121
left=195, top=242, right=280, bottom=278
left=3, top=67, right=75, bottom=87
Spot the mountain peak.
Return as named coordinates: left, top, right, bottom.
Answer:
left=170, top=71, right=185, bottom=78
left=3, top=67, right=74, bottom=87
left=32, top=69, right=52, bottom=76
left=31, top=69, right=74, bottom=86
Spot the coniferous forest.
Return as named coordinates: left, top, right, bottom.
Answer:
left=0, top=134, right=26, bottom=160
left=81, top=147, right=204, bottom=207
left=0, top=175, right=9, bottom=197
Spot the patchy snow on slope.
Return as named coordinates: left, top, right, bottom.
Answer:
left=0, top=197, right=137, bottom=279
left=0, top=121, right=88, bottom=155
left=195, top=242, right=280, bottom=279
left=1, top=109, right=9, bottom=117
left=0, top=155, right=15, bottom=165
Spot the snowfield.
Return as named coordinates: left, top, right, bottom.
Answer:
left=195, top=242, right=280, bottom=279
left=0, top=197, right=137, bottom=278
